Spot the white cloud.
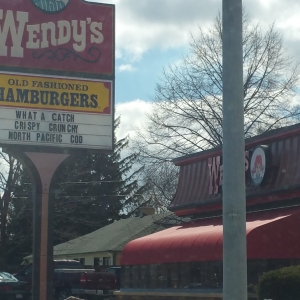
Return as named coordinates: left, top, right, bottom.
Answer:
left=94, top=0, right=300, bottom=62
left=244, top=1, right=300, bottom=49
left=115, top=99, right=152, bottom=140
left=117, top=64, right=137, bottom=72
left=95, top=0, right=221, bottom=61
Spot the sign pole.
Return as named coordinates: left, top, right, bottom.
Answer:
left=4, top=149, right=69, bottom=300
left=222, top=1, right=247, bottom=300
left=26, top=152, right=69, bottom=300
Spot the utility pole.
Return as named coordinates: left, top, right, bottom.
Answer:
left=222, top=1, right=247, bottom=300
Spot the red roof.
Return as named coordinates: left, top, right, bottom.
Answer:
left=121, top=207, right=300, bottom=265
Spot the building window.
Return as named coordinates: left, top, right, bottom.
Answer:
left=168, top=263, right=179, bottom=288
left=103, top=257, right=111, bottom=266
left=94, top=258, right=100, bottom=267
left=178, top=262, right=190, bottom=289
left=80, top=258, right=85, bottom=266
left=121, top=259, right=300, bottom=290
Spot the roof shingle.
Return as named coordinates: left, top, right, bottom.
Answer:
left=53, top=212, right=172, bottom=255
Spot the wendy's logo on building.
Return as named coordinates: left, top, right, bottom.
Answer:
left=31, top=0, right=70, bottom=13
left=208, top=152, right=250, bottom=195
left=250, top=146, right=267, bottom=186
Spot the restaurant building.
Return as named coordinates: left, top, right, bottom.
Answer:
left=115, top=123, right=300, bottom=300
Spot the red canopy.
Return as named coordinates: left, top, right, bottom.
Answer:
left=121, top=208, right=300, bottom=265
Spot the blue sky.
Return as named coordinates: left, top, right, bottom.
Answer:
left=94, top=0, right=300, bottom=140
left=115, top=47, right=187, bottom=103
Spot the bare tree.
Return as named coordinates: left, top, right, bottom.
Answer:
left=0, top=152, right=22, bottom=267
left=141, top=161, right=177, bottom=212
left=132, top=14, right=300, bottom=207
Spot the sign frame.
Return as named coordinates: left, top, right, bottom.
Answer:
left=0, top=71, right=114, bottom=153
left=0, top=0, right=115, bottom=154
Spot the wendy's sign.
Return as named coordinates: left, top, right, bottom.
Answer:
left=0, top=72, right=113, bottom=151
left=250, top=146, right=267, bottom=186
left=31, top=0, right=71, bottom=13
left=208, top=146, right=270, bottom=194
left=208, top=152, right=250, bottom=195
left=0, top=0, right=114, bottom=76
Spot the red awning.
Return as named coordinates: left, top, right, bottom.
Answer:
left=121, top=208, right=300, bottom=265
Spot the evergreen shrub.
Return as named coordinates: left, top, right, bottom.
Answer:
left=257, top=265, right=300, bottom=300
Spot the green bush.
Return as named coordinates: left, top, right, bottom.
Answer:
left=257, top=265, right=300, bottom=300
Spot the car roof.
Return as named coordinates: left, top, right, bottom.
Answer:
left=0, top=272, right=17, bottom=280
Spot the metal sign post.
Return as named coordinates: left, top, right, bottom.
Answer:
left=25, top=152, right=69, bottom=300
left=3, top=149, right=70, bottom=300
left=222, top=0, right=247, bottom=300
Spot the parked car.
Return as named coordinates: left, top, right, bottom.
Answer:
left=14, top=259, right=117, bottom=300
left=76, top=271, right=116, bottom=299
left=105, top=267, right=121, bottom=290
left=0, top=272, right=31, bottom=300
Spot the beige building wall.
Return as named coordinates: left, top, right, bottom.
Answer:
left=54, top=251, right=113, bottom=267
left=115, top=252, right=122, bottom=265
left=25, top=251, right=122, bottom=267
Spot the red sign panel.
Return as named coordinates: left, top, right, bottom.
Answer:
left=0, top=0, right=114, bottom=76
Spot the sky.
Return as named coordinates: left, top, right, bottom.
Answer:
left=92, top=0, right=300, bottom=140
